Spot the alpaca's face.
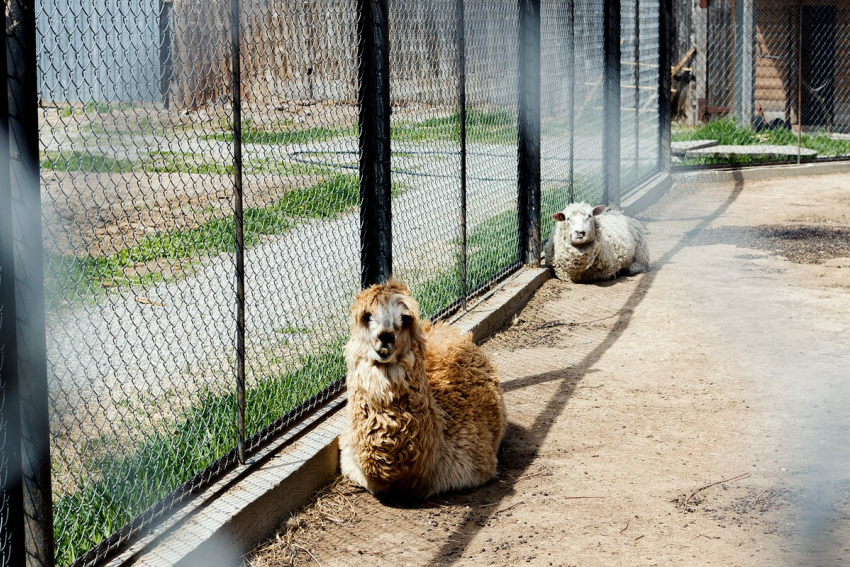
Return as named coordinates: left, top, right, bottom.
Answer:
left=552, top=204, right=606, bottom=246
left=351, top=290, right=417, bottom=364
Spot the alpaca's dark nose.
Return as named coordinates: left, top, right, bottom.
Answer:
left=378, top=330, right=395, bottom=345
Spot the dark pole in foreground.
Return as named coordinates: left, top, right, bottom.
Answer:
left=458, top=0, right=468, bottom=308
left=7, top=0, right=56, bottom=563
left=568, top=0, right=576, bottom=203
left=517, top=0, right=542, bottom=266
left=358, top=0, right=393, bottom=288
left=0, top=5, right=27, bottom=562
left=658, top=0, right=672, bottom=172
left=230, top=0, right=246, bottom=464
left=602, top=0, right=621, bottom=208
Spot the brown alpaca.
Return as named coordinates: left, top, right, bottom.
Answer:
left=339, top=279, right=507, bottom=499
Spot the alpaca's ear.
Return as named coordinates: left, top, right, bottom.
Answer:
left=592, top=205, right=606, bottom=216
left=552, top=212, right=566, bottom=222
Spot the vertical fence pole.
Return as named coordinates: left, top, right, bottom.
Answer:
left=658, top=0, right=672, bottom=172
left=230, top=0, right=246, bottom=464
left=634, top=0, right=640, bottom=185
left=602, top=0, right=621, bottom=208
left=457, top=0, right=468, bottom=308
left=358, top=0, right=393, bottom=288
left=0, top=8, right=26, bottom=564
left=517, top=0, right=541, bottom=266
left=568, top=0, right=576, bottom=203
left=797, top=0, right=802, bottom=165
left=7, top=0, right=56, bottom=563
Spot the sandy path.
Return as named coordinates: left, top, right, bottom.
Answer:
left=247, top=172, right=850, bottom=567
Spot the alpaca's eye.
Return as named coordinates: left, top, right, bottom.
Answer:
left=361, top=312, right=371, bottom=324
left=401, top=314, right=413, bottom=327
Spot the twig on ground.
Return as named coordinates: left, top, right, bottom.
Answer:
left=634, top=535, right=645, bottom=542
left=514, top=467, right=551, bottom=482
left=683, top=473, right=750, bottom=507
left=563, top=496, right=607, bottom=500
left=688, top=533, right=721, bottom=542
left=293, top=544, right=323, bottom=566
left=619, top=519, right=631, bottom=534
left=493, top=501, right=525, bottom=515
left=752, top=488, right=768, bottom=506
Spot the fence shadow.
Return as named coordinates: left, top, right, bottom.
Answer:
left=424, top=178, right=745, bottom=564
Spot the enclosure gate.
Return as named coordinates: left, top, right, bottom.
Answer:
left=1, top=1, right=671, bottom=565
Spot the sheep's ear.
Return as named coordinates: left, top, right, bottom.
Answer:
left=552, top=212, right=566, bottom=222
left=592, top=205, right=606, bottom=216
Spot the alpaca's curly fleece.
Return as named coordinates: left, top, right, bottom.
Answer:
left=544, top=204, right=650, bottom=282
left=339, top=280, right=507, bottom=499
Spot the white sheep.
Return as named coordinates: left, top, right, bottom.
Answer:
left=544, top=203, right=649, bottom=283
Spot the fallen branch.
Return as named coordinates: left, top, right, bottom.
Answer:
left=493, top=501, right=525, bottom=515
left=684, top=473, right=750, bottom=507
left=688, top=533, right=721, bottom=542
left=293, top=544, right=323, bottom=566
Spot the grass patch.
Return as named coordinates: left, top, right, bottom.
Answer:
left=46, top=174, right=362, bottom=303
left=204, top=122, right=357, bottom=145
left=53, top=341, right=346, bottom=567
left=673, top=117, right=850, bottom=165
left=41, top=150, right=339, bottom=177
left=393, top=108, right=516, bottom=145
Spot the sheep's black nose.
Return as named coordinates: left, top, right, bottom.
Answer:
left=575, top=231, right=586, bottom=238
left=378, top=330, right=395, bottom=345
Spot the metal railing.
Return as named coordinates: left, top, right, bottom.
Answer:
left=0, top=0, right=670, bottom=565
left=672, top=0, right=850, bottom=168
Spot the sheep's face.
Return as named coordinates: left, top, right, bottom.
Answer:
left=350, top=280, right=420, bottom=364
left=552, top=204, right=606, bottom=246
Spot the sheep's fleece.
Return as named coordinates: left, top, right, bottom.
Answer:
left=544, top=203, right=649, bottom=283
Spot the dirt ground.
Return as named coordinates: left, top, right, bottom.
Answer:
left=246, top=172, right=850, bottom=567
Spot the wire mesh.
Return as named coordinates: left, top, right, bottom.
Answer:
left=672, top=0, right=850, bottom=168
left=571, top=0, right=606, bottom=206
left=21, top=0, right=666, bottom=565
left=389, top=0, right=463, bottom=320
left=38, top=0, right=238, bottom=563
left=541, top=0, right=575, bottom=238
left=464, top=0, right=520, bottom=294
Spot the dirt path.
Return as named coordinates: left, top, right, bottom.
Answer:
left=247, top=173, right=850, bottom=567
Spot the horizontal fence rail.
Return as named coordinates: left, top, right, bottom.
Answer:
left=671, top=0, right=850, bottom=169
left=1, top=0, right=667, bottom=564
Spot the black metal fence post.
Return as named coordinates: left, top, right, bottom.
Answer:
left=517, top=0, right=541, bottom=266
left=358, top=0, right=393, bottom=288
left=0, top=7, right=26, bottom=563
left=658, top=0, right=672, bottom=172
left=634, top=0, right=641, bottom=185
left=230, top=0, right=246, bottom=465
left=7, top=0, right=55, bottom=563
left=457, top=0, right=468, bottom=307
left=568, top=0, right=576, bottom=204
left=602, top=0, right=621, bottom=208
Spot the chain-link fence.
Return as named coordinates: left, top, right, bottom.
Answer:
left=1, top=0, right=668, bottom=565
left=672, top=0, right=850, bottom=167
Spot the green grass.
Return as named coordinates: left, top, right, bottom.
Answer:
left=393, top=108, right=516, bottom=145
left=673, top=117, right=850, bottom=165
left=204, top=122, right=357, bottom=145
left=42, top=151, right=136, bottom=173
left=41, top=150, right=339, bottom=177
left=53, top=341, right=346, bottom=567
left=46, top=174, right=362, bottom=303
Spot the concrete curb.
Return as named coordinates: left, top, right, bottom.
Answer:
left=672, top=159, right=850, bottom=185
left=121, top=266, right=552, bottom=566
left=622, top=172, right=673, bottom=217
